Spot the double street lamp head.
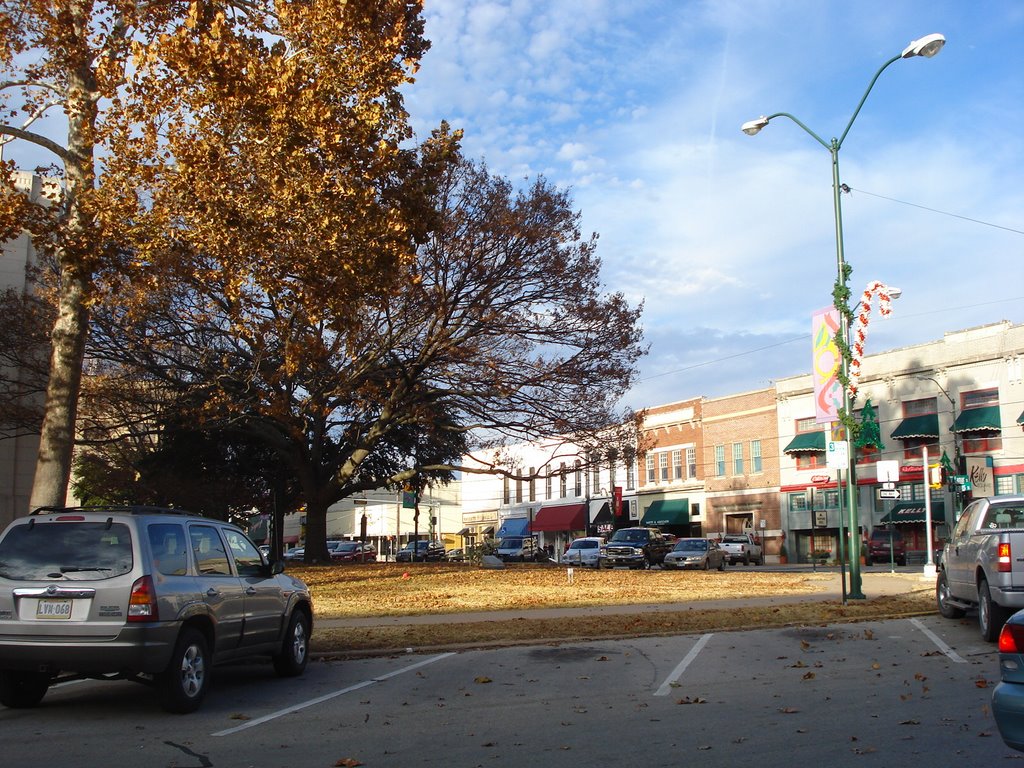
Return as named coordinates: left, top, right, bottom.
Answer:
left=739, top=33, right=945, bottom=136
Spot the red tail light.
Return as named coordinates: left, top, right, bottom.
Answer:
left=999, top=622, right=1024, bottom=653
left=127, top=575, right=158, bottom=622
left=998, top=542, right=1012, bottom=573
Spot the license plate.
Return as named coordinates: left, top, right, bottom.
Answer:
left=36, top=599, right=72, bottom=620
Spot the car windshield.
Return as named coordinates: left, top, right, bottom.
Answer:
left=498, top=538, right=524, bottom=548
left=610, top=530, right=648, bottom=543
left=333, top=542, right=359, bottom=552
left=674, top=539, right=707, bottom=552
left=0, top=521, right=134, bottom=581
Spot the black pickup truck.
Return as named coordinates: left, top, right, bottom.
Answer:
left=598, top=527, right=672, bottom=569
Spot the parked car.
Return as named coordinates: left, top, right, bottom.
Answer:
left=283, top=547, right=304, bottom=561
left=663, top=537, right=727, bottom=571
left=993, top=609, right=1024, bottom=752
left=937, top=495, right=1024, bottom=641
left=867, top=526, right=906, bottom=566
left=598, top=527, right=672, bottom=569
left=562, top=537, right=605, bottom=568
left=328, top=541, right=377, bottom=563
left=719, top=532, right=764, bottom=566
left=496, top=536, right=547, bottom=563
left=396, top=540, right=446, bottom=562
left=444, top=548, right=466, bottom=562
left=0, top=506, right=313, bottom=713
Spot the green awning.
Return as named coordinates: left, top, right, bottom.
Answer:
left=641, top=499, right=689, bottom=527
left=1017, top=409, right=1024, bottom=426
left=890, top=413, right=939, bottom=440
left=951, top=406, right=1001, bottom=433
left=783, top=431, right=826, bottom=454
left=880, top=501, right=945, bottom=525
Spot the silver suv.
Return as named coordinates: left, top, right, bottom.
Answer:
left=0, top=506, right=314, bottom=713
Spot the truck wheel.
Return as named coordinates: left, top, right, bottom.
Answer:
left=936, top=571, right=965, bottom=619
left=718, top=557, right=726, bottom=571
left=743, top=554, right=750, bottom=566
left=979, top=578, right=1010, bottom=642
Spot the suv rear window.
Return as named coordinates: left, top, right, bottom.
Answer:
left=0, top=521, right=133, bottom=581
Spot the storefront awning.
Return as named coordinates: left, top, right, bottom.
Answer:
left=496, top=517, right=530, bottom=538
left=531, top=503, right=586, bottom=532
left=590, top=501, right=612, bottom=525
left=481, top=526, right=495, bottom=536
left=783, top=431, right=826, bottom=453
left=456, top=527, right=470, bottom=536
left=951, top=406, right=1001, bottom=433
left=880, top=501, right=946, bottom=525
left=640, top=499, right=689, bottom=527
left=1017, top=409, right=1024, bottom=427
left=890, top=413, right=939, bottom=439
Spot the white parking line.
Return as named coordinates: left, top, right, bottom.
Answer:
left=910, top=618, right=967, bottom=663
left=211, top=652, right=457, bottom=736
left=654, top=633, right=713, bottom=696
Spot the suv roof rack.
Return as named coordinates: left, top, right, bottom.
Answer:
left=30, top=505, right=197, bottom=517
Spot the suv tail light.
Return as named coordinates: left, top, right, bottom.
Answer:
left=128, top=575, right=159, bottom=622
left=998, top=542, right=1013, bottom=573
left=999, top=621, right=1024, bottom=653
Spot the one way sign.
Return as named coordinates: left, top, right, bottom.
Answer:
left=879, top=489, right=901, bottom=500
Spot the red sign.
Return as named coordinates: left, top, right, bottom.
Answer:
left=810, top=475, right=831, bottom=484
left=900, top=465, right=924, bottom=477
left=613, top=486, right=623, bottom=517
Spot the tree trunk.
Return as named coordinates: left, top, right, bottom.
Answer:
left=29, top=270, right=89, bottom=510
left=27, top=13, right=97, bottom=513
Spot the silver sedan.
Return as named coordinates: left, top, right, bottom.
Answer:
left=663, top=537, right=727, bottom=571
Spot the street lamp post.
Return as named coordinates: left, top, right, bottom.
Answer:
left=742, top=33, right=945, bottom=599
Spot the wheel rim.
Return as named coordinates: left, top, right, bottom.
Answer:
left=292, top=618, right=308, bottom=663
left=180, top=643, right=205, bottom=699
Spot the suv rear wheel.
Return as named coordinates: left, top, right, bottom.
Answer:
left=158, top=628, right=210, bottom=713
left=0, top=670, right=50, bottom=708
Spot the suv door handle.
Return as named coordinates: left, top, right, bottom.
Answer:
left=206, top=588, right=220, bottom=597
left=245, top=586, right=257, bottom=595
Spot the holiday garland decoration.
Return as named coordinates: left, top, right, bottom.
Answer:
left=848, top=281, right=899, bottom=398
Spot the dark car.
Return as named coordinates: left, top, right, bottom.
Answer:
left=993, top=609, right=1024, bottom=752
left=598, top=527, right=672, bottom=569
left=396, top=540, right=446, bottom=562
left=868, top=527, right=906, bottom=566
left=0, top=506, right=313, bottom=713
left=328, top=541, right=377, bottom=563
left=444, top=548, right=466, bottom=562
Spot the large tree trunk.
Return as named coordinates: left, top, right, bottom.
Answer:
left=27, top=12, right=97, bottom=512
left=28, top=269, right=89, bottom=510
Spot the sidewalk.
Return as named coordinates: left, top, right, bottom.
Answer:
left=315, top=569, right=933, bottom=631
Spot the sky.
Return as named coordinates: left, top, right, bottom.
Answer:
left=402, top=0, right=1024, bottom=410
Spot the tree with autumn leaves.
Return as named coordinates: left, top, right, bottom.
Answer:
left=1, top=3, right=645, bottom=562
left=87, top=126, right=645, bottom=562
left=0, top=0, right=429, bottom=510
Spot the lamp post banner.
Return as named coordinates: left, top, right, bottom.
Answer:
left=812, top=306, right=842, bottom=424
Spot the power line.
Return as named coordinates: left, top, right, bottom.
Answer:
left=843, top=185, right=1024, bottom=236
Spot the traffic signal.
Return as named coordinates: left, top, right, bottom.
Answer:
left=929, top=464, right=943, bottom=489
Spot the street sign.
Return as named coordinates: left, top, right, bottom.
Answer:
left=826, top=440, right=849, bottom=469
left=876, top=460, right=900, bottom=483
left=879, top=489, right=901, bottom=499
left=881, top=482, right=896, bottom=490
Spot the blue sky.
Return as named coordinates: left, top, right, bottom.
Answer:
left=403, top=0, right=1024, bottom=410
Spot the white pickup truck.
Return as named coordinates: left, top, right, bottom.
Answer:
left=719, top=532, right=764, bottom=566
left=936, top=494, right=1024, bottom=641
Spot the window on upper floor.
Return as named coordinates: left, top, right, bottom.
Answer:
left=715, top=445, right=725, bottom=477
left=750, top=440, right=762, bottom=473
left=686, top=446, right=697, bottom=479
left=659, top=452, right=669, bottom=482
left=672, top=449, right=682, bottom=480
left=625, top=449, right=636, bottom=490
left=574, top=460, right=582, bottom=497
left=732, top=443, right=744, bottom=475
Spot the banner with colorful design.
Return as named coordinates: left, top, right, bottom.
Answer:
left=812, top=306, right=841, bottom=424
